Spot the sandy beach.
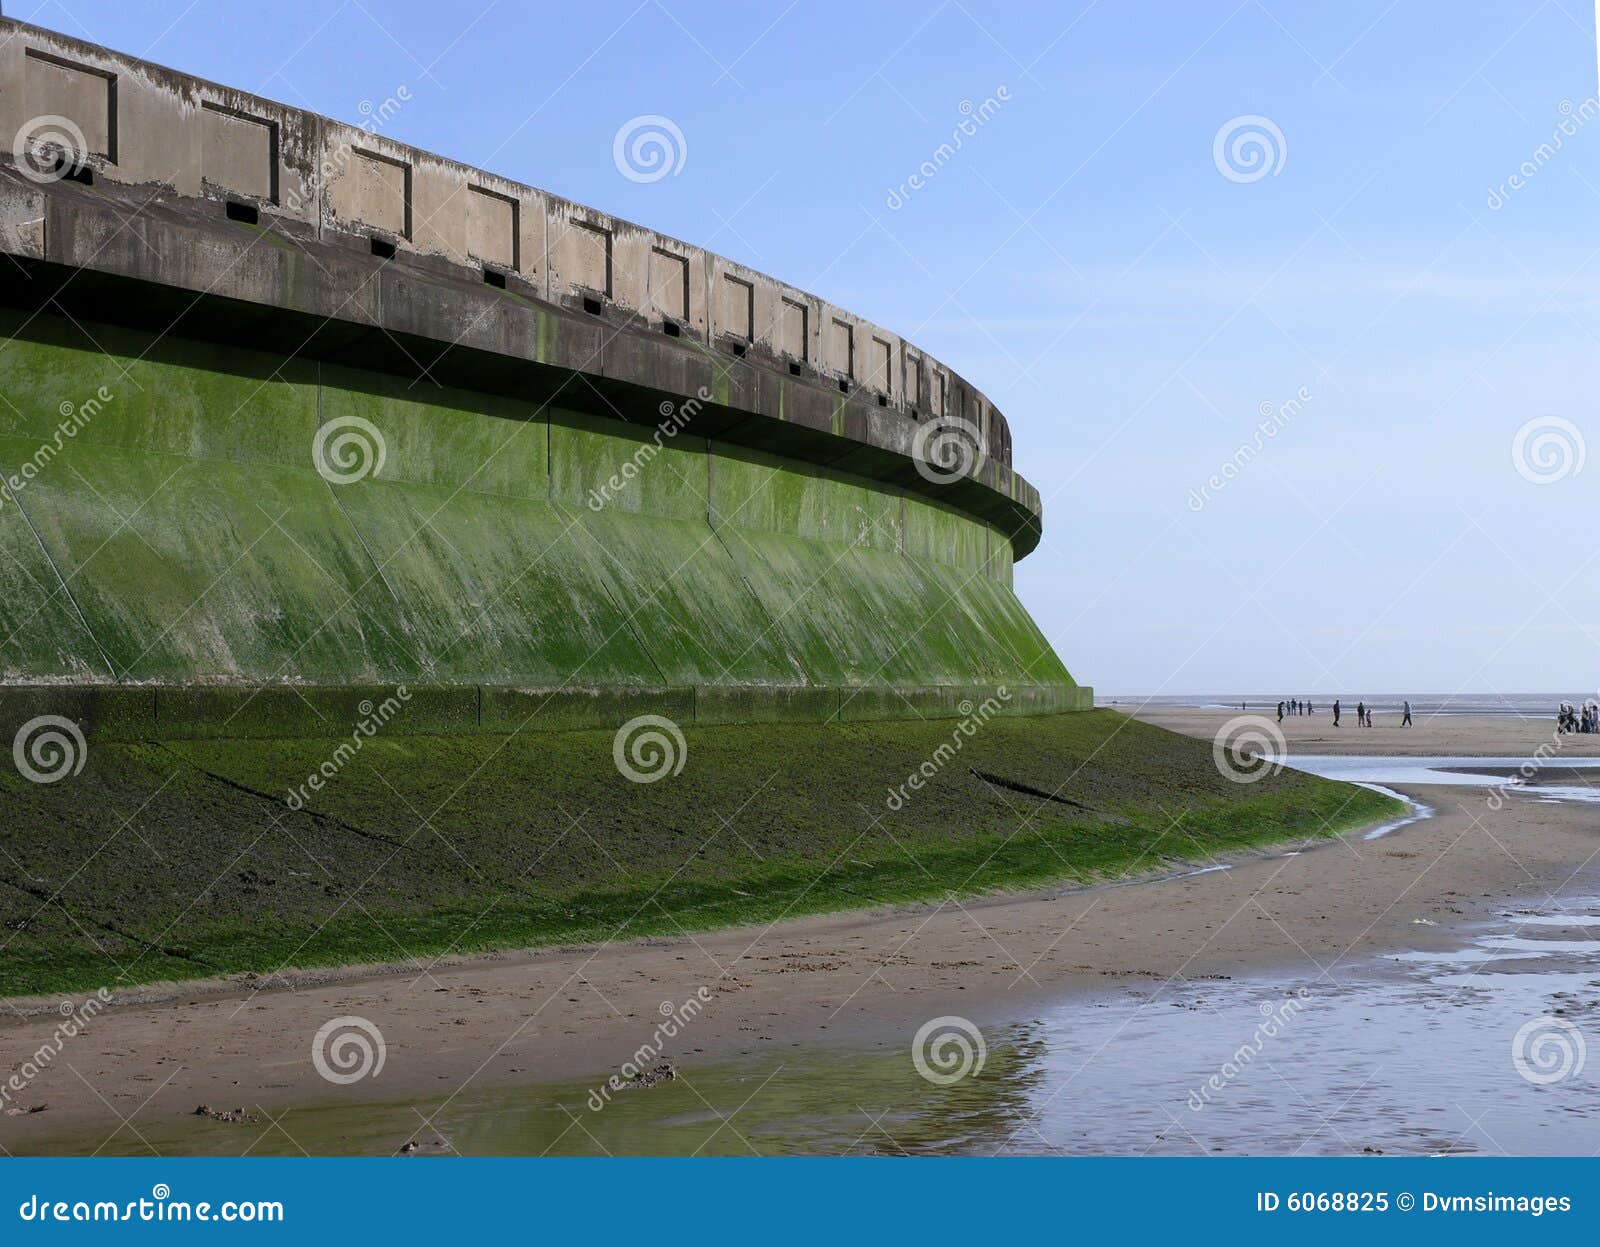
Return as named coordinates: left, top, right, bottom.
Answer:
left=1122, top=705, right=1600, bottom=757
left=4, top=709, right=1598, bottom=1151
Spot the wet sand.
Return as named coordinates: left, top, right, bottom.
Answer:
left=4, top=709, right=1598, bottom=1151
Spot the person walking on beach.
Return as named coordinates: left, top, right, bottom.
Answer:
left=1402, top=699, right=1412, bottom=727
left=1277, top=700, right=1285, bottom=723
left=1332, top=699, right=1341, bottom=727
left=1356, top=700, right=1365, bottom=729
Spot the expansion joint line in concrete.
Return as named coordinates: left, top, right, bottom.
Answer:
left=311, top=361, right=426, bottom=678
left=558, top=510, right=670, bottom=690
left=700, top=448, right=809, bottom=688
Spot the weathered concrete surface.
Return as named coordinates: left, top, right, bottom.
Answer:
left=0, top=18, right=1037, bottom=545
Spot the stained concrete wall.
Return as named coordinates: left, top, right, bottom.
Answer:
left=0, top=21, right=1089, bottom=731
left=0, top=18, right=1003, bottom=442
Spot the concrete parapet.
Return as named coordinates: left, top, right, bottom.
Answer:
left=0, top=16, right=1029, bottom=536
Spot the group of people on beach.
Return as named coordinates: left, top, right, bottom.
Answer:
left=1268, top=698, right=1414, bottom=728
left=1557, top=702, right=1600, bottom=733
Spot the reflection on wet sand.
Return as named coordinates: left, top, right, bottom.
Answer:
left=57, top=874, right=1600, bottom=1157
left=60, top=1029, right=1053, bottom=1158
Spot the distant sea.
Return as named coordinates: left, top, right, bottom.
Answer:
left=1095, top=693, right=1588, bottom=718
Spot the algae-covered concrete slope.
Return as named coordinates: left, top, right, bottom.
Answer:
left=0, top=309, right=1077, bottom=721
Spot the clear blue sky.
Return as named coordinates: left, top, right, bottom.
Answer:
left=24, top=0, right=1600, bottom=695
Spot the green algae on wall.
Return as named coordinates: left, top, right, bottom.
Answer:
left=0, top=309, right=1080, bottom=701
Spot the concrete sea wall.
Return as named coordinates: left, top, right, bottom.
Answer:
left=0, top=20, right=1088, bottom=737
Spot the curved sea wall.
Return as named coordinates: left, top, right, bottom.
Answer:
left=0, top=20, right=1087, bottom=738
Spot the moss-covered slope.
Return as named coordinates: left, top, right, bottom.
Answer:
left=0, top=710, right=1401, bottom=997
left=0, top=309, right=1073, bottom=694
